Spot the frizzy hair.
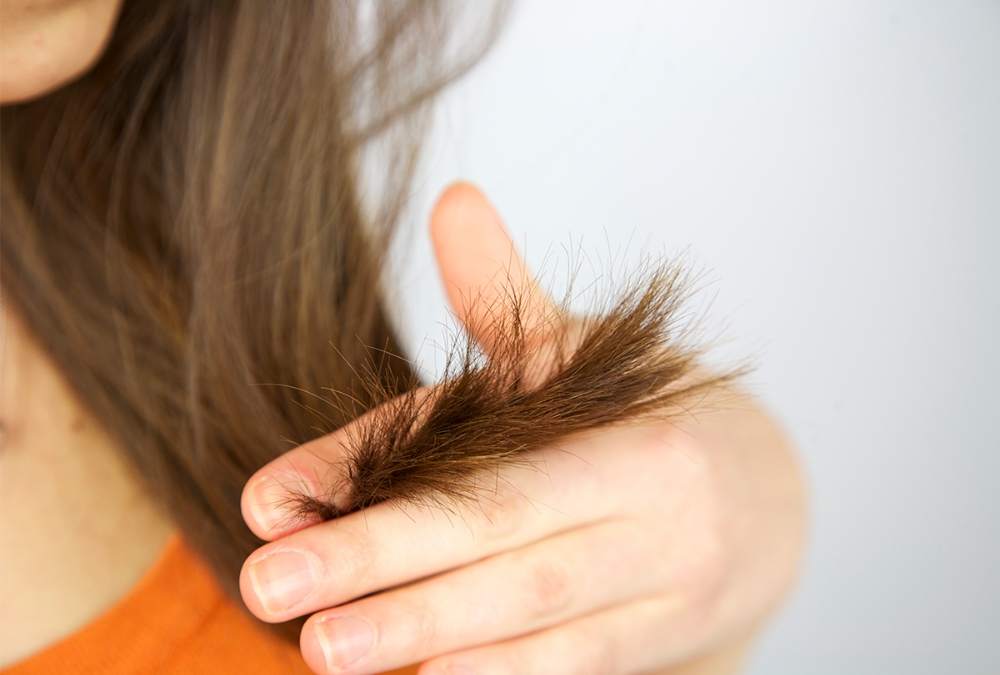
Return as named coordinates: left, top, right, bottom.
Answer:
left=285, top=256, right=742, bottom=523
left=0, top=0, right=507, bottom=637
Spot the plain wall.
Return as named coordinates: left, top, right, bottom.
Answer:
left=389, top=2, right=1000, bottom=673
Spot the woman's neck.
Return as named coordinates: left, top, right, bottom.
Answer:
left=0, top=304, right=174, bottom=667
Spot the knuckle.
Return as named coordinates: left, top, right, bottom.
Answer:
left=660, top=454, right=731, bottom=603
left=410, top=599, right=441, bottom=646
left=673, top=522, right=729, bottom=608
left=465, top=480, right=527, bottom=545
left=522, top=558, right=573, bottom=621
left=323, top=528, right=378, bottom=591
left=687, top=483, right=731, bottom=599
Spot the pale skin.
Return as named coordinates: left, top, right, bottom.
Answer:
left=0, top=3, right=807, bottom=674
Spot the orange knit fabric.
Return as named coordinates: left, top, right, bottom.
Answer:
left=3, top=534, right=417, bottom=675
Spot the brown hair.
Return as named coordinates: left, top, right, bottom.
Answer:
left=0, top=0, right=505, bottom=618
left=288, top=259, right=739, bottom=523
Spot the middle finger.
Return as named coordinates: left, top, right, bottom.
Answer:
left=240, top=441, right=612, bottom=623
left=298, top=517, right=667, bottom=675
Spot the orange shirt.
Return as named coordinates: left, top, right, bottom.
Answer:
left=4, top=534, right=417, bottom=675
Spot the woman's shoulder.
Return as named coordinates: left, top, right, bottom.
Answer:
left=3, top=534, right=310, bottom=675
left=4, top=534, right=422, bottom=675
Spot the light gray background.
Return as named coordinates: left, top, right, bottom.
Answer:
left=389, top=2, right=1000, bottom=673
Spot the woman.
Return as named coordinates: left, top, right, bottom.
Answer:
left=0, top=1, right=806, bottom=674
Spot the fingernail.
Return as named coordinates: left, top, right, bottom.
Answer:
left=249, top=474, right=304, bottom=532
left=315, top=616, right=375, bottom=671
left=248, top=551, right=316, bottom=614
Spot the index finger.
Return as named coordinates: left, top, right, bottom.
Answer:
left=241, top=428, right=353, bottom=540
left=240, top=380, right=444, bottom=541
left=241, top=387, right=428, bottom=540
left=239, top=422, right=686, bottom=624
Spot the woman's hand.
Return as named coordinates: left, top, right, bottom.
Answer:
left=238, top=184, right=807, bottom=675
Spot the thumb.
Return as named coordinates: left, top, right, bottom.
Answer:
left=430, top=183, right=557, bottom=355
